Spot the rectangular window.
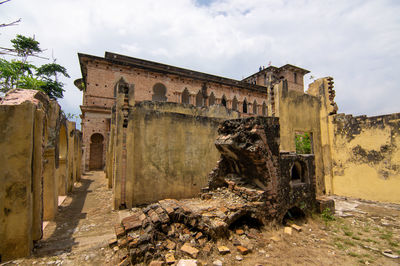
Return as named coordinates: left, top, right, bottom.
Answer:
left=294, top=73, right=298, bottom=84
left=294, top=131, right=313, bottom=154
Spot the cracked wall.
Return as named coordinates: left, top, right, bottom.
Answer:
left=330, top=113, right=400, bottom=203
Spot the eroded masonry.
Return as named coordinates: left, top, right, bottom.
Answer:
left=0, top=89, right=82, bottom=261
left=0, top=51, right=399, bottom=262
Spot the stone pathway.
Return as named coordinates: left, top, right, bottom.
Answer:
left=5, top=171, right=120, bottom=266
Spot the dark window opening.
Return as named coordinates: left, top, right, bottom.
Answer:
left=181, top=88, right=190, bottom=104
left=294, top=72, right=298, bottom=84
left=209, top=92, right=216, bottom=106
left=196, top=91, right=204, bottom=107
left=221, top=96, right=227, bottom=107
left=291, top=161, right=307, bottom=184
left=243, top=100, right=248, bottom=113
left=232, top=97, right=238, bottom=111
left=262, top=102, right=267, bottom=116
left=152, top=83, right=167, bottom=102
left=253, top=100, right=258, bottom=114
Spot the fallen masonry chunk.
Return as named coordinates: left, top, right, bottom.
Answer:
left=217, top=246, right=230, bottom=255
left=114, top=224, right=125, bottom=238
left=236, top=245, right=250, bottom=255
left=202, top=243, right=212, bottom=254
left=108, top=238, right=118, bottom=247
left=236, top=255, right=243, bottom=261
left=165, top=239, right=176, bottom=250
left=284, top=227, right=292, bottom=235
left=165, top=253, right=176, bottom=264
left=180, top=243, right=199, bottom=258
left=213, top=259, right=223, bottom=266
left=235, top=229, right=244, bottom=235
left=291, top=224, right=302, bottom=232
left=176, top=259, right=198, bottom=266
left=118, top=257, right=130, bottom=266
left=149, top=261, right=164, bottom=266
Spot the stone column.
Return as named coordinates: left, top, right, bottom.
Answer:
left=43, top=147, right=58, bottom=221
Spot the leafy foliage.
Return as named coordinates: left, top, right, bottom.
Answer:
left=0, top=35, right=69, bottom=99
left=295, top=132, right=312, bottom=154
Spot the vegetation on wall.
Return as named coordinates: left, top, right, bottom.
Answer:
left=295, top=132, right=312, bottom=154
left=0, top=35, right=69, bottom=99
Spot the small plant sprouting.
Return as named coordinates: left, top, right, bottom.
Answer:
left=321, top=207, right=335, bottom=226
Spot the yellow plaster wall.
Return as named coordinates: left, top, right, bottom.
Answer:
left=0, top=103, right=35, bottom=260
left=125, top=109, right=222, bottom=206
left=277, top=84, right=326, bottom=194
left=330, top=113, right=400, bottom=203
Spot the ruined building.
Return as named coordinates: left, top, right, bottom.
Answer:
left=77, top=51, right=400, bottom=206
left=76, top=52, right=309, bottom=172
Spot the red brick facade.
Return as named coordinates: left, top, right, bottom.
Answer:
left=76, top=52, right=308, bottom=171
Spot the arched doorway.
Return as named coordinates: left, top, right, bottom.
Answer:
left=243, top=99, right=248, bottom=113
left=89, top=133, right=104, bottom=170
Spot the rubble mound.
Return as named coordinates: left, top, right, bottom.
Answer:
left=113, top=117, right=319, bottom=264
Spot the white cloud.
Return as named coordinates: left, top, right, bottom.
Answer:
left=1, top=0, right=399, bottom=120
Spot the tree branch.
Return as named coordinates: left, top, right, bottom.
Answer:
left=0, top=18, right=21, bottom=28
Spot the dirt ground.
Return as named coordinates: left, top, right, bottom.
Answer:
left=1, top=172, right=399, bottom=266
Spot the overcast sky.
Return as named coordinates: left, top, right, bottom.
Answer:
left=1, top=0, right=399, bottom=121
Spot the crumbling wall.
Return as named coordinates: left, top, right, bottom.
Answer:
left=208, top=117, right=316, bottom=222
left=330, top=113, right=400, bottom=203
left=277, top=81, right=325, bottom=195
left=0, top=89, right=83, bottom=262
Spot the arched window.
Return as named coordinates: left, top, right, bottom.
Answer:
left=209, top=92, right=216, bottom=106
left=243, top=99, right=248, bottom=113
left=253, top=100, right=258, bottom=115
left=262, top=102, right=267, bottom=116
left=196, top=90, right=204, bottom=107
left=181, top=88, right=190, bottom=104
left=232, top=96, right=238, bottom=111
left=221, top=95, right=227, bottom=107
left=152, top=83, right=167, bottom=102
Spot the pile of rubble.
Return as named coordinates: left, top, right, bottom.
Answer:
left=111, top=117, right=325, bottom=265
left=111, top=186, right=268, bottom=265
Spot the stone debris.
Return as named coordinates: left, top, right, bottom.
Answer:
left=236, top=245, right=250, bottom=255
left=180, top=243, right=199, bottom=258
left=149, top=261, right=165, bottom=266
left=213, top=259, right=223, bottom=266
left=165, top=253, right=176, bottom=264
left=284, top=227, right=292, bottom=235
left=176, top=259, right=198, bottom=266
left=110, top=117, right=321, bottom=264
left=217, top=246, right=230, bottom=255
left=290, top=224, right=302, bottom=232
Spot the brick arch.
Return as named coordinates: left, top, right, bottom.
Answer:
left=89, top=133, right=104, bottom=170
left=232, top=96, right=238, bottom=111
left=181, top=88, right=190, bottom=104
left=253, top=99, right=258, bottom=114
left=196, top=90, right=204, bottom=107
left=221, top=95, right=227, bottom=107
left=209, top=92, right=216, bottom=106
left=243, top=98, right=248, bottom=113
left=152, top=83, right=167, bottom=102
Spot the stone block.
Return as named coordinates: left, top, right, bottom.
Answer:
left=181, top=243, right=199, bottom=258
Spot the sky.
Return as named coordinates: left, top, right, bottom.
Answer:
left=1, top=0, right=399, bottom=123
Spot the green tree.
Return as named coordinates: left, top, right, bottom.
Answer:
left=0, top=35, right=69, bottom=99
left=295, top=132, right=312, bottom=154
